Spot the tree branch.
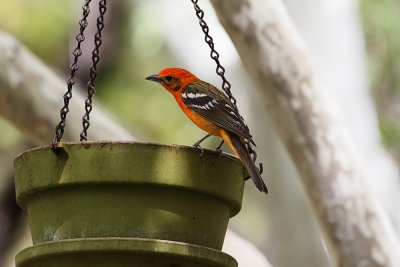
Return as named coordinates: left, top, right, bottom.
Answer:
left=211, top=1, right=400, bottom=266
left=0, top=30, right=134, bottom=144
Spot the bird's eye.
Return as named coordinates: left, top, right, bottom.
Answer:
left=165, top=76, right=173, bottom=82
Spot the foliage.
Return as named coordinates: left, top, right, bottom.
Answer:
left=0, top=1, right=70, bottom=67
left=360, top=0, right=400, bottom=159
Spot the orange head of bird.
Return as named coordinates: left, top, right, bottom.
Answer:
left=146, top=68, right=199, bottom=95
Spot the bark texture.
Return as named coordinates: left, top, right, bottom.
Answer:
left=211, top=1, right=400, bottom=266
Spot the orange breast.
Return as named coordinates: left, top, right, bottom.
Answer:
left=175, top=97, right=222, bottom=137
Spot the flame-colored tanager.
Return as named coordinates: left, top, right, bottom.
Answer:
left=146, top=68, right=267, bottom=193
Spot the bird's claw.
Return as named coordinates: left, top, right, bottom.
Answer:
left=215, top=140, right=224, bottom=157
left=193, top=144, right=204, bottom=156
left=244, top=176, right=251, bottom=181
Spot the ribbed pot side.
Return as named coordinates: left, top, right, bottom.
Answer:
left=14, top=142, right=246, bottom=267
left=16, top=238, right=238, bottom=267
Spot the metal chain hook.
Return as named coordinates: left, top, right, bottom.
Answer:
left=52, top=0, right=92, bottom=149
left=190, top=0, right=263, bottom=176
left=80, top=0, right=107, bottom=141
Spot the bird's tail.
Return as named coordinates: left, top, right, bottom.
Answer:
left=227, top=133, right=268, bottom=194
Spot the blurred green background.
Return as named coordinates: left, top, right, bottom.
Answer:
left=0, top=0, right=212, bottom=148
left=360, top=0, right=400, bottom=160
left=0, top=0, right=398, bottom=160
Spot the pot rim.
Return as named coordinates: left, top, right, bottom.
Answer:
left=16, top=237, right=237, bottom=267
left=14, top=141, right=245, bottom=215
left=14, top=141, right=242, bottom=161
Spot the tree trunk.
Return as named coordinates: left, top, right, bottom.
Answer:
left=211, top=1, right=400, bottom=266
left=282, top=0, right=400, bottom=236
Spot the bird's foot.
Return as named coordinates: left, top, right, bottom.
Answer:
left=215, top=140, right=224, bottom=157
left=193, top=144, right=204, bottom=156
left=192, top=134, right=211, bottom=156
left=244, top=176, right=251, bottom=181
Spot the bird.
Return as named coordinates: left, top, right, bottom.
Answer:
left=146, top=68, right=268, bottom=193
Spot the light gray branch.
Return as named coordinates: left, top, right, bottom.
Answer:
left=0, top=30, right=134, bottom=144
left=211, top=1, right=400, bottom=266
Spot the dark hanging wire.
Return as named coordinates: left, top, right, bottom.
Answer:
left=52, top=0, right=92, bottom=149
left=190, top=0, right=263, bottom=175
left=80, top=0, right=107, bottom=141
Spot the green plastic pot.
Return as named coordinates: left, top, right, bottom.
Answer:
left=16, top=238, right=237, bottom=267
left=14, top=142, right=245, bottom=250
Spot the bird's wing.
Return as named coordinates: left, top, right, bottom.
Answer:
left=182, top=81, right=252, bottom=139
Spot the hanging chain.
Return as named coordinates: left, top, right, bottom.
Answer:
left=80, top=0, right=107, bottom=141
left=52, top=0, right=92, bottom=149
left=190, top=0, right=263, bottom=175
left=190, top=0, right=237, bottom=106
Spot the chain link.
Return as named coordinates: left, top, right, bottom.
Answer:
left=52, top=0, right=92, bottom=149
left=80, top=0, right=107, bottom=141
left=190, top=0, right=263, bottom=175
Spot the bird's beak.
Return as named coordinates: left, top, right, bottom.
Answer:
left=145, top=74, right=162, bottom=83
